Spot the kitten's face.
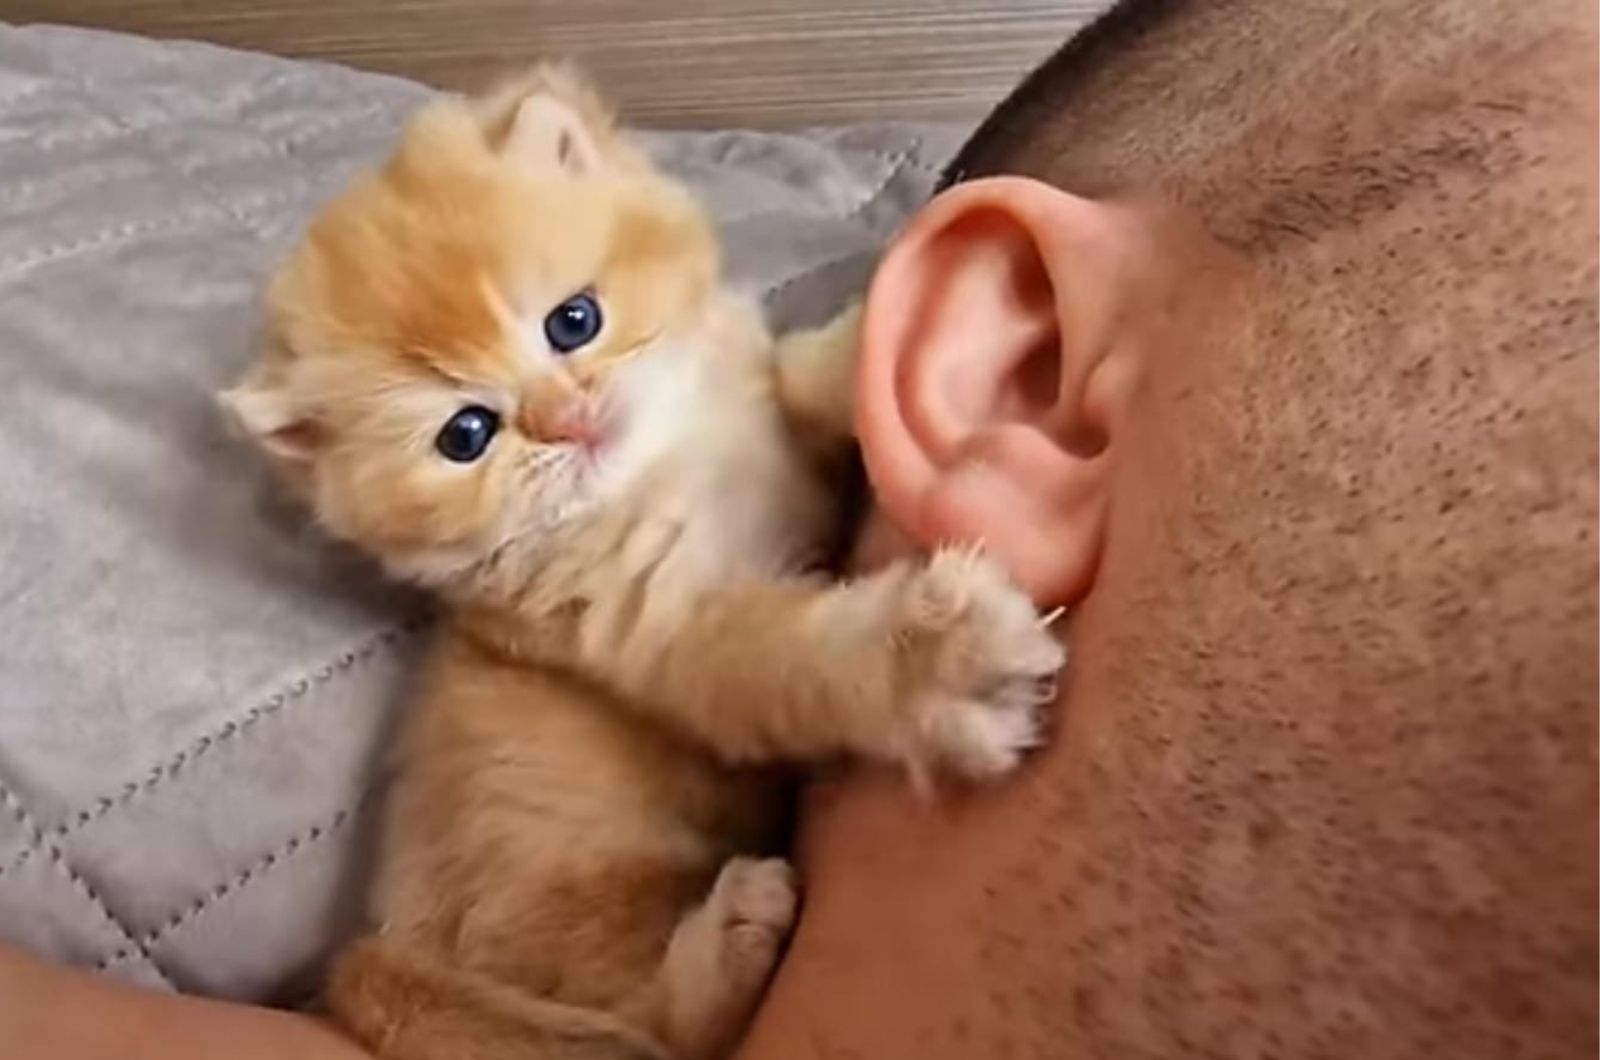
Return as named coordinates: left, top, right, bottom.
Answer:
left=224, top=71, right=717, bottom=584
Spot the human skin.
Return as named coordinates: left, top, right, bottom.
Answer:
left=0, top=943, right=368, bottom=1060
left=739, top=1, right=1598, bottom=1057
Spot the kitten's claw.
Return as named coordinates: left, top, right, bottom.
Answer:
left=891, top=548, right=1066, bottom=781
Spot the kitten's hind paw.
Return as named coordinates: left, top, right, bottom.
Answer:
left=656, top=858, right=798, bottom=1060
left=712, top=857, right=798, bottom=987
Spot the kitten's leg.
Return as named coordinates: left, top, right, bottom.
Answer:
left=773, top=302, right=862, bottom=461
left=605, top=547, right=1064, bottom=779
left=329, top=937, right=670, bottom=1060
left=643, top=857, right=798, bottom=1060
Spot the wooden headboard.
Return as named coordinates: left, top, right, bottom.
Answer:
left=3, top=0, right=1102, bottom=129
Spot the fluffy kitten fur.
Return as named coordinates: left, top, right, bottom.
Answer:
left=223, top=68, right=1063, bottom=1060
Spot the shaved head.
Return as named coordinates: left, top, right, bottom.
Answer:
left=949, top=0, right=1593, bottom=249
left=748, top=1, right=1597, bottom=1057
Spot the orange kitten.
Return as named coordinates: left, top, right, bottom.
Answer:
left=223, top=67, right=1063, bottom=1060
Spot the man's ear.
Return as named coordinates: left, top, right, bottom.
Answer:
left=218, top=359, right=321, bottom=466
left=856, top=177, right=1145, bottom=607
left=482, top=65, right=620, bottom=178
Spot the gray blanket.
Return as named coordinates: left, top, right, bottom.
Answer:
left=0, top=23, right=962, bottom=1002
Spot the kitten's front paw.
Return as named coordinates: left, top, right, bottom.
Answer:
left=891, top=547, right=1066, bottom=780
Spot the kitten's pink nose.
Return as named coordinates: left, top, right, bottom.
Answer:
left=524, top=401, right=601, bottom=448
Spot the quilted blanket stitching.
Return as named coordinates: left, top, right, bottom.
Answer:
left=75, top=57, right=282, bottom=249
left=0, top=620, right=419, bottom=888
left=42, top=619, right=424, bottom=847
left=838, top=149, right=925, bottom=224
left=0, top=208, right=222, bottom=283
left=757, top=150, right=931, bottom=307
left=710, top=137, right=918, bottom=227
left=167, top=99, right=406, bottom=244
left=0, top=779, right=174, bottom=988
left=22, top=68, right=318, bottom=155
left=97, top=800, right=357, bottom=970
left=0, top=101, right=391, bottom=214
left=0, top=68, right=402, bottom=284
left=838, top=138, right=944, bottom=179
left=762, top=247, right=871, bottom=304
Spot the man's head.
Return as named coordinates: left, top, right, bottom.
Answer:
left=762, top=1, right=1596, bottom=1057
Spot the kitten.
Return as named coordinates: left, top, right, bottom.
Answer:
left=223, top=67, right=1063, bottom=1060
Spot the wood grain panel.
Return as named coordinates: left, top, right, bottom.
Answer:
left=0, top=0, right=1104, bottom=129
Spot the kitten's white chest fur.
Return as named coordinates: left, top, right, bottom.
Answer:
left=593, top=307, right=835, bottom=581
left=550, top=307, right=836, bottom=676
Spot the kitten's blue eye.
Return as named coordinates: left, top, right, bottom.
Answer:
left=435, top=406, right=499, bottom=463
left=544, top=291, right=603, bottom=354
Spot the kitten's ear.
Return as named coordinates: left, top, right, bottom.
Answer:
left=484, top=66, right=618, bottom=178
left=503, top=95, right=603, bottom=176
left=219, top=365, right=320, bottom=465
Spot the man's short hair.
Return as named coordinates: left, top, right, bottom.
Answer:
left=940, top=0, right=1176, bottom=190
